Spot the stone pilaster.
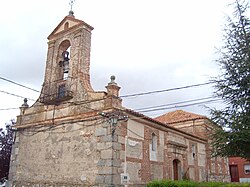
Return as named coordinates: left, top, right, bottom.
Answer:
left=8, top=131, right=20, bottom=186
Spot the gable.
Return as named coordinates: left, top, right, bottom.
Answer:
left=47, top=16, right=93, bottom=39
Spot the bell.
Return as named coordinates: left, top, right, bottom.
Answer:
left=62, top=51, right=70, bottom=61
left=63, top=60, right=69, bottom=73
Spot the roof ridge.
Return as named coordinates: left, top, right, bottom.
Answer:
left=154, top=110, right=207, bottom=124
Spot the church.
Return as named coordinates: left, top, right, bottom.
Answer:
left=8, top=10, right=230, bottom=186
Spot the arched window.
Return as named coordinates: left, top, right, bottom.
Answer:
left=64, top=22, right=69, bottom=30
left=152, top=133, right=157, bottom=151
left=58, top=40, right=71, bottom=80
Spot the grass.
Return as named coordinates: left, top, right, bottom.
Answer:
left=147, top=180, right=250, bottom=187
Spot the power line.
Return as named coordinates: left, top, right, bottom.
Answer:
left=0, top=76, right=219, bottom=113
left=137, top=98, right=222, bottom=113
left=19, top=116, right=104, bottom=136
left=0, top=90, right=35, bottom=101
left=120, top=82, right=214, bottom=98
left=0, top=107, right=19, bottom=111
left=0, top=76, right=215, bottom=101
left=0, top=76, right=41, bottom=93
left=134, top=96, right=214, bottom=111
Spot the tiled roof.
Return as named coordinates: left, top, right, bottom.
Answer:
left=124, top=108, right=207, bottom=140
left=154, top=110, right=207, bottom=124
left=123, top=108, right=206, bottom=141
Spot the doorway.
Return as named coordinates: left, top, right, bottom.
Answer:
left=173, top=159, right=181, bottom=180
left=229, top=165, right=239, bottom=182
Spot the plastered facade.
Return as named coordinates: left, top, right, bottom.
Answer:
left=9, top=14, right=230, bottom=186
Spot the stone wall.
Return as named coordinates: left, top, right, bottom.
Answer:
left=10, top=118, right=104, bottom=186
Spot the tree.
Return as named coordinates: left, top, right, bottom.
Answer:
left=211, top=0, right=250, bottom=160
left=0, top=120, right=15, bottom=181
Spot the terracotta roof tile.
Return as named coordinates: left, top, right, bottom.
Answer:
left=123, top=108, right=206, bottom=141
left=154, top=110, right=207, bottom=124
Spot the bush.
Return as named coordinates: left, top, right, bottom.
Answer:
left=147, top=180, right=250, bottom=187
left=147, top=180, right=197, bottom=187
left=198, top=181, right=225, bottom=187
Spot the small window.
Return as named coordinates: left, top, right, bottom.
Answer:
left=152, top=133, right=157, bottom=151
left=191, top=144, right=196, bottom=158
left=64, top=22, right=69, bottom=30
left=244, top=164, right=250, bottom=174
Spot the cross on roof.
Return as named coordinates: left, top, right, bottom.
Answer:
left=69, top=0, right=75, bottom=11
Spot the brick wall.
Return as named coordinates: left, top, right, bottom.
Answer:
left=229, top=157, right=250, bottom=182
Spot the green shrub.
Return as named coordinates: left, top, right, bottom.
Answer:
left=147, top=180, right=176, bottom=187
left=224, top=183, right=250, bottom=187
left=147, top=180, right=197, bottom=187
left=147, top=180, right=250, bottom=187
left=198, top=181, right=225, bottom=187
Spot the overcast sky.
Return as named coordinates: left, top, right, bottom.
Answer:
left=0, top=0, right=240, bottom=128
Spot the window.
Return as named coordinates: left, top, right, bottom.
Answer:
left=244, top=164, right=250, bottom=174
left=152, top=133, right=157, bottom=151
left=191, top=144, right=196, bottom=159
left=64, top=22, right=69, bottom=30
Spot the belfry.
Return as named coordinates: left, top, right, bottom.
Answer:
left=40, top=11, right=94, bottom=104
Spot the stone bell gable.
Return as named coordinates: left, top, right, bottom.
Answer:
left=41, top=14, right=96, bottom=106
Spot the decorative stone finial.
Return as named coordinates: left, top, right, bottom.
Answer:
left=21, top=98, right=29, bottom=108
left=69, top=10, right=74, bottom=17
left=20, top=98, right=29, bottom=115
left=110, top=75, right=116, bottom=84
left=105, top=75, right=122, bottom=108
left=106, top=75, right=120, bottom=97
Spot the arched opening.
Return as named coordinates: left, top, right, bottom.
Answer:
left=58, top=40, right=71, bottom=80
left=64, top=22, right=69, bottom=30
left=56, top=40, right=72, bottom=100
left=173, top=159, right=181, bottom=180
left=40, top=39, right=73, bottom=104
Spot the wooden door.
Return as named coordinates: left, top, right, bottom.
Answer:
left=230, top=165, right=239, bottom=182
left=173, top=159, right=179, bottom=180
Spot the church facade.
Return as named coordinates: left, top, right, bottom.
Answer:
left=8, top=13, right=230, bottom=186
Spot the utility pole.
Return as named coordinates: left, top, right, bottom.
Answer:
left=100, top=110, right=128, bottom=187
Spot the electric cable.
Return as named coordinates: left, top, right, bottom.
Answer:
left=0, top=75, right=215, bottom=100
left=120, top=81, right=214, bottom=98
left=0, top=76, right=41, bottom=93
left=137, top=98, right=222, bottom=113
left=134, top=96, right=214, bottom=111
left=0, top=90, right=36, bottom=101
left=18, top=115, right=105, bottom=136
left=0, top=107, right=19, bottom=111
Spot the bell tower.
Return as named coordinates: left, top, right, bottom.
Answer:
left=40, top=12, right=94, bottom=104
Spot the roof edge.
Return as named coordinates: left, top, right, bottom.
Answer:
left=47, top=16, right=94, bottom=40
left=124, top=108, right=207, bottom=142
